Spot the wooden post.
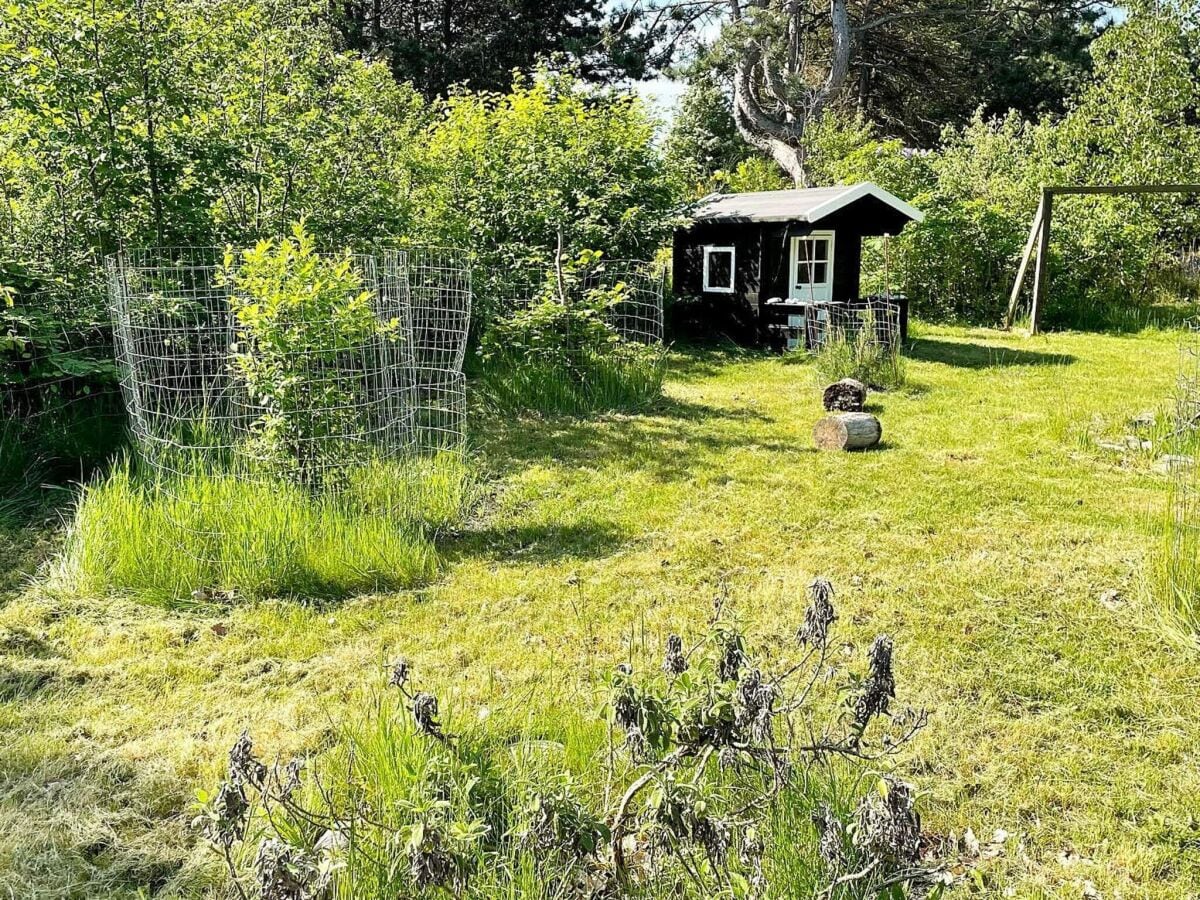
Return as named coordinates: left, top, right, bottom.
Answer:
left=1029, top=188, right=1053, bottom=335
left=1005, top=198, right=1044, bottom=329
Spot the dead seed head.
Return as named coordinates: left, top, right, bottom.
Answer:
left=798, top=578, right=837, bottom=649
left=853, top=634, right=896, bottom=736
left=734, top=668, right=778, bottom=744
left=411, top=691, right=444, bottom=738
left=229, top=730, right=267, bottom=788
left=812, top=804, right=845, bottom=868
left=717, top=632, right=745, bottom=682
left=255, top=837, right=322, bottom=900
left=408, top=825, right=461, bottom=891
left=203, top=780, right=249, bottom=849
left=278, top=757, right=304, bottom=802
left=389, top=657, right=411, bottom=690
left=854, top=776, right=921, bottom=868
left=662, top=633, right=687, bottom=676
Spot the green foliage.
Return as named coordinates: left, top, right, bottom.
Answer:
left=54, top=452, right=472, bottom=604
left=198, top=599, right=932, bottom=898
left=476, top=251, right=668, bottom=415
left=223, top=222, right=399, bottom=483
left=798, top=5, right=1200, bottom=328
left=663, top=76, right=755, bottom=188
left=417, top=69, right=685, bottom=326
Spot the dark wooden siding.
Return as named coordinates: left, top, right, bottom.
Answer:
left=671, top=222, right=764, bottom=342
left=670, top=193, right=917, bottom=346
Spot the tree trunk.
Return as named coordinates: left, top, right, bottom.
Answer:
left=814, top=412, right=881, bottom=450
left=727, top=0, right=853, bottom=189
left=822, top=378, right=867, bottom=412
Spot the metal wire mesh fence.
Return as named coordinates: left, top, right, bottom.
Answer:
left=105, top=244, right=470, bottom=499
left=400, top=246, right=473, bottom=451
left=813, top=299, right=903, bottom=351
left=477, top=255, right=666, bottom=412
left=1163, top=321, right=1200, bottom=626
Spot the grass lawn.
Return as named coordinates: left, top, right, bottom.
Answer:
left=2, top=323, right=1198, bottom=898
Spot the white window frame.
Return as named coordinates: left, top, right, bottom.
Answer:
left=788, top=231, right=835, bottom=301
left=702, top=245, right=736, bottom=294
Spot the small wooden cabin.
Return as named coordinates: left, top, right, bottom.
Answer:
left=671, top=182, right=924, bottom=348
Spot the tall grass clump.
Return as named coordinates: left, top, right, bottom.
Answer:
left=478, top=344, right=667, bottom=416
left=196, top=582, right=948, bottom=898
left=812, top=326, right=907, bottom=391
left=477, top=251, right=667, bottom=416
left=1154, top=408, right=1200, bottom=636
left=1157, top=473, right=1200, bottom=634
left=55, top=452, right=474, bottom=605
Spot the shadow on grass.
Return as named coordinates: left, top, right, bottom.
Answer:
left=909, top=338, right=1075, bottom=369
left=474, top=393, right=802, bottom=487
left=448, top=520, right=631, bottom=564
left=666, top=342, right=772, bottom=383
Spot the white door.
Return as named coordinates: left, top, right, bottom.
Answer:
left=789, top=232, right=835, bottom=302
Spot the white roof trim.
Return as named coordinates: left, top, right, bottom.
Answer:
left=803, top=181, right=925, bottom=224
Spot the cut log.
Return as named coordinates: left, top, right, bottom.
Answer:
left=822, top=378, right=867, bottom=412
left=814, top=412, right=882, bottom=451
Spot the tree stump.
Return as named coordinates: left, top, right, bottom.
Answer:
left=822, top=378, right=867, bottom=412
left=814, top=412, right=882, bottom=451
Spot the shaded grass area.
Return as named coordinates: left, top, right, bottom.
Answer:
left=1, top=325, right=1199, bottom=897
left=51, top=452, right=475, bottom=605
left=476, top=346, right=667, bottom=416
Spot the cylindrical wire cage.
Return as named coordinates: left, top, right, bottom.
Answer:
left=396, top=246, right=473, bottom=451
left=105, top=244, right=471, bottom=565
left=1166, top=320, right=1200, bottom=609
left=480, top=255, right=667, bottom=411
left=810, top=299, right=903, bottom=351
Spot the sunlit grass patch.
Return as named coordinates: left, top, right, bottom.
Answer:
left=53, top=452, right=475, bottom=605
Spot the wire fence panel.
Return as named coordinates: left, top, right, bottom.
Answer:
left=814, top=299, right=903, bottom=351
left=496, top=257, right=666, bottom=347
left=105, top=246, right=470, bottom=523
left=478, top=255, right=667, bottom=413
left=397, top=246, right=472, bottom=452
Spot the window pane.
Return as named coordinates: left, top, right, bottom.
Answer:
left=706, top=250, right=733, bottom=289
left=814, top=239, right=829, bottom=261
left=813, top=262, right=827, bottom=283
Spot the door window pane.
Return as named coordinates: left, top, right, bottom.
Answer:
left=795, top=236, right=831, bottom=285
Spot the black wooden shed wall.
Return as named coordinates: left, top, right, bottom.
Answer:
left=671, top=194, right=915, bottom=343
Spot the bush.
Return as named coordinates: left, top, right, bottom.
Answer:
left=196, top=581, right=946, bottom=898
left=477, top=252, right=668, bottom=415
left=223, top=223, right=404, bottom=486
left=416, top=69, right=686, bottom=332
left=54, top=452, right=473, bottom=605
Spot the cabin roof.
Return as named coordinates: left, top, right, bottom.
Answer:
left=692, top=181, right=924, bottom=225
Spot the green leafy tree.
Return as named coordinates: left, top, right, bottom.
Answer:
left=416, top=69, right=686, bottom=324
left=332, top=0, right=661, bottom=98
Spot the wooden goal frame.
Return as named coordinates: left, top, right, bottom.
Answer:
left=1005, top=184, right=1200, bottom=334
